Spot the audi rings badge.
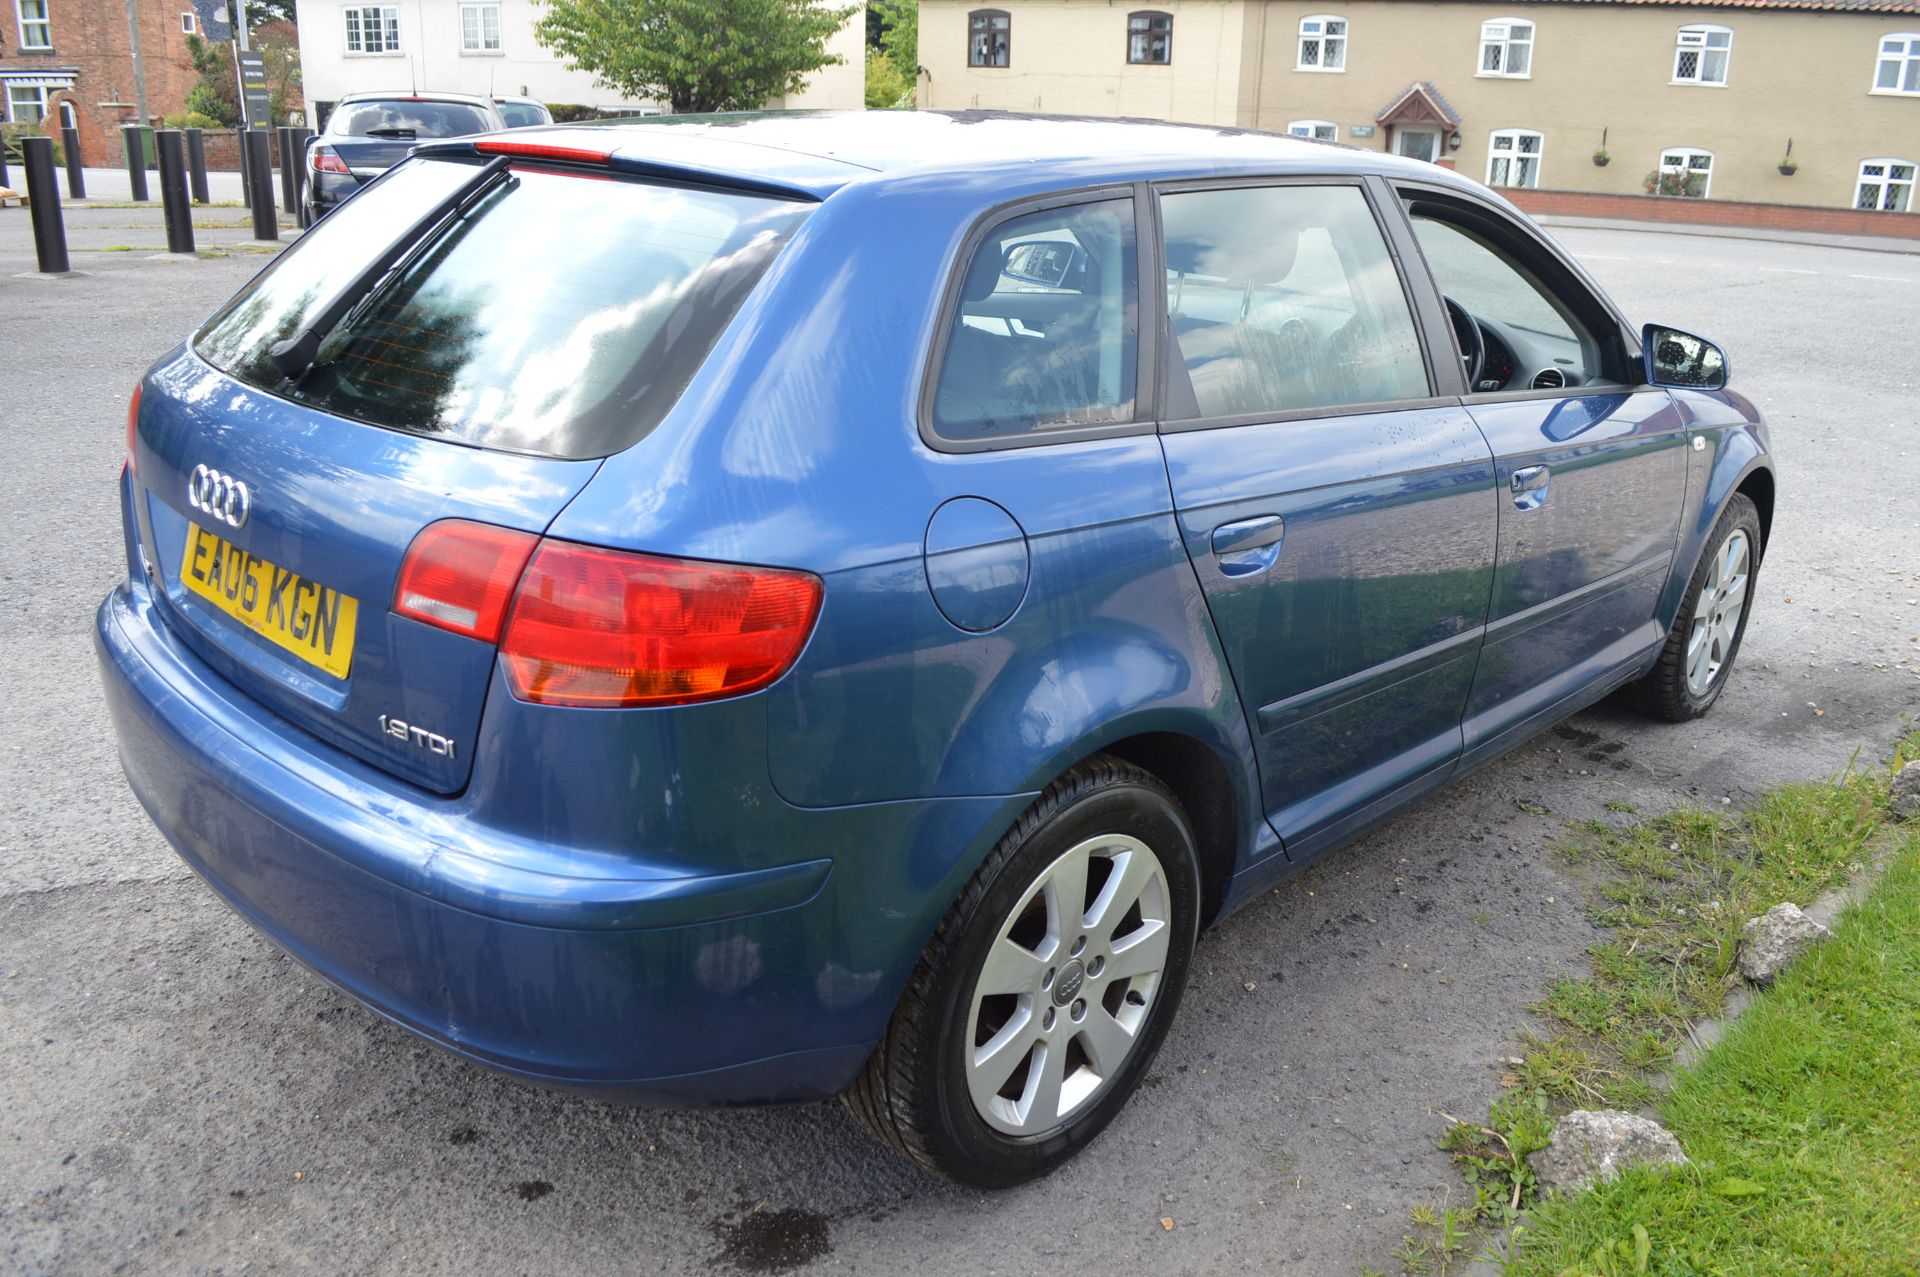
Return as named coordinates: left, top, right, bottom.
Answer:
left=187, top=464, right=252, bottom=530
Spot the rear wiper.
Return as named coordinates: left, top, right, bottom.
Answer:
left=362, top=127, right=417, bottom=139
left=267, top=154, right=512, bottom=380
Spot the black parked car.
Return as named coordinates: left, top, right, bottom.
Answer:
left=305, top=91, right=505, bottom=221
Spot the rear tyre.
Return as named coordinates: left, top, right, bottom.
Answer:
left=845, top=756, right=1200, bottom=1187
left=1628, top=493, right=1762, bottom=722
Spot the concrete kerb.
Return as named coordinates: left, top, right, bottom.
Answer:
left=1533, top=213, right=1920, bottom=257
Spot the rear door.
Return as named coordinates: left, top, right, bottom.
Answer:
left=1155, top=179, right=1498, bottom=859
left=1397, top=187, right=1689, bottom=764
left=131, top=151, right=814, bottom=793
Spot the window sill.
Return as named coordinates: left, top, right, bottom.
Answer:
left=1475, top=71, right=1531, bottom=80
left=458, top=50, right=505, bottom=56
left=1669, top=79, right=1729, bottom=88
left=343, top=51, right=407, bottom=57
left=1867, top=87, right=1920, bottom=97
left=1294, top=65, right=1346, bottom=73
left=1126, top=61, right=1173, bottom=67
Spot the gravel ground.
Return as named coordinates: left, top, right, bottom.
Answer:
left=1, top=209, right=1916, bottom=1276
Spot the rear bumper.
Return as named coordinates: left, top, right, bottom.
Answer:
left=95, top=580, right=1020, bottom=1103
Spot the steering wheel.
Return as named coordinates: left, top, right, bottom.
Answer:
left=1443, top=295, right=1484, bottom=389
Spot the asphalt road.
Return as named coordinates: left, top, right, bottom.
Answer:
left=2, top=211, right=1917, bottom=1277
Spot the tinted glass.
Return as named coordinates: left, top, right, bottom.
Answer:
left=496, top=101, right=551, bottom=128
left=1161, top=185, right=1427, bottom=419
left=932, top=198, right=1138, bottom=442
left=329, top=100, right=495, bottom=139
left=196, top=158, right=812, bottom=459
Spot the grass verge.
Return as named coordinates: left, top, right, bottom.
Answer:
left=1380, top=731, right=1920, bottom=1275
left=1505, top=834, right=1920, bottom=1274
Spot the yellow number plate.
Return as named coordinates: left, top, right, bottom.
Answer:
left=180, top=522, right=359, bottom=679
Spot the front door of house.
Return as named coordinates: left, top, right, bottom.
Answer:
left=1395, top=129, right=1439, bottom=162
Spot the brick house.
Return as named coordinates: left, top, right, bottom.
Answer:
left=1, top=0, right=204, bottom=164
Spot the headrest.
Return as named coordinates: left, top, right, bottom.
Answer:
left=963, top=242, right=1006, bottom=302
left=1164, top=221, right=1300, bottom=286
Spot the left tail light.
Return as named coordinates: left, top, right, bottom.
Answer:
left=125, top=381, right=143, bottom=475
left=310, top=145, right=349, bottom=175
left=393, top=520, right=541, bottom=642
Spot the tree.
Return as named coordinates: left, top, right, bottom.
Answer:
left=865, top=0, right=917, bottom=107
left=534, top=0, right=860, bottom=115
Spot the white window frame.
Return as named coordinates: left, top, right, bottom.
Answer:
left=5, top=81, right=49, bottom=123
left=1657, top=147, right=1715, bottom=199
left=1855, top=158, right=1916, bottom=212
left=459, top=2, right=502, bottom=54
left=1287, top=119, right=1339, bottom=141
left=344, top=5, right=402, bottom=55
left=1478, top=18, right=1533, bottom=78
left=1486, top=129, right=1544, bottom=189
left=1873, top=32, right=1920, bottom=95
left=1672, top=24, right=1732, bottom=86
left=180, top=11, right=197, bottom=33
left=15, top=0, right=52, bottom=50
left=1296, top=15, right=1347, bottom=72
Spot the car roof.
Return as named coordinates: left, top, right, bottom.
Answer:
left=337, top=89, right=500, bottom=109
left=562, top=109, right=1475, bottom=194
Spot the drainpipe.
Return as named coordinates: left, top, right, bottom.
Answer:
left=125, top=0, right=151, bottom=127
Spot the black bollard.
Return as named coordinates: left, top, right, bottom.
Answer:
left=236, top=127, right=251, bottom=207
left=183, top=129, right=210, bottom=204
left=23, top=136, right=71, bottom=274
left=156, top=130, right=194, bottom=254
left=121, top=124, right=150, bottom=201
left=61, top=123, right=85, bottom=199
left=0, top=141, right=10, bottom=190
left=245, top=130, right=278, bottom=242
left=289, top=128, right=313, bottom=227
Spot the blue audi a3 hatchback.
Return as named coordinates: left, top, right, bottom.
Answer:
left=98, top=112, right=1774, bottom=1186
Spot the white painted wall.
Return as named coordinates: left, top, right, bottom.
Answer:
left=294, top=0, right=866, bottom=125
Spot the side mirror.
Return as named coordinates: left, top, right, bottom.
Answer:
left=1001, top=239, right=1084, bottom=290
left=1642, top=323, right=1728, bottom=391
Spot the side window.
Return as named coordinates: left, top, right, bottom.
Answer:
left=1409, top=209, right=1619, bottom=391
left=1160, top=184, right=1428, bottom=421
left=931, top=199, right=1139, bottom=442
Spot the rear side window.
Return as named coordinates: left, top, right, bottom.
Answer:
left=195, top=158, right=812, bottom=459
left=1161, top=184, right=1428, bottom=420
left=496, top=101, right=550, bottom=128
left=328, top=100, right=496, bottom=139
left=931, top=198, right=1138, bottom=443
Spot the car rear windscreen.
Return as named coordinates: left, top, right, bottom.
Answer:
left=193, top=157, right=813, bottom=459
left=328, top=100, right=496, bottom=138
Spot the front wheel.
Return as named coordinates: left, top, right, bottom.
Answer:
left=845, top=756, right=1200, bottom=1187
left=1628, top=493, right=1762, bottom=722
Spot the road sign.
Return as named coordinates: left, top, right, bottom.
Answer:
left=235, top=50, right=273, bottom=129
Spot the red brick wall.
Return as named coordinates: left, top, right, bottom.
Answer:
left=1506, top=188, right=1920, bottom=243
left=1, top=0, right=203, bottom=166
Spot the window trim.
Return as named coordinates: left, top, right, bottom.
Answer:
left=1671, top=23, right=1732, bottom=86
left=458, top=1, right=502, bottom=53
left=15, top=0, right=51, bottom=50
left=180, top=11, right=197, bottom=34
left=967, top=8, right=1011, bottom=69
left=1872, top=31, right=1920, bottom=95
left=1485, top=128, right=1545, bottom=189
left=1392, top=179, right=1645, bottom=403
left=5, top=80, right=50, bottom=123
left=1150, top=174, right=1453, bottom=434
left=1656, top=146, right=1715, bottom=199
left=1126, top=10, right=1172, bottom=65
left=1286, top=120, right=1339, bottom=141
left=1477, top=17, right=1534, bottom=79
left=1855, top=156, right=1917, bottom=212
left=1295, top=14, right=1348, bottom=73
left=344, top=5, right=402, bottom=56
left=917, top=183, right=1158, bottom=454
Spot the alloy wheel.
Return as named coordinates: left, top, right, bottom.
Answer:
left=1686, top=528, right=1750, bottom=697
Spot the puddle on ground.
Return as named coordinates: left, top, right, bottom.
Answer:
left=712, top=1206, right=832, bottom=1272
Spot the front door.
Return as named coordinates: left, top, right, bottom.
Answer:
left=1155, top=180, right=1497, bottom=859
left=1395, top=129, right=1439, bottom=162
left=1401, top=190, right=1690, bottom=765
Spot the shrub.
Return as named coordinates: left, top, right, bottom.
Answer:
left=546, top=102, right=597, bottom=123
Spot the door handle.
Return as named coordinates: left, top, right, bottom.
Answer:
left=1210, top=515, right=1286, bottom=576
left=1510, top=464, right=1551, bottom=510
